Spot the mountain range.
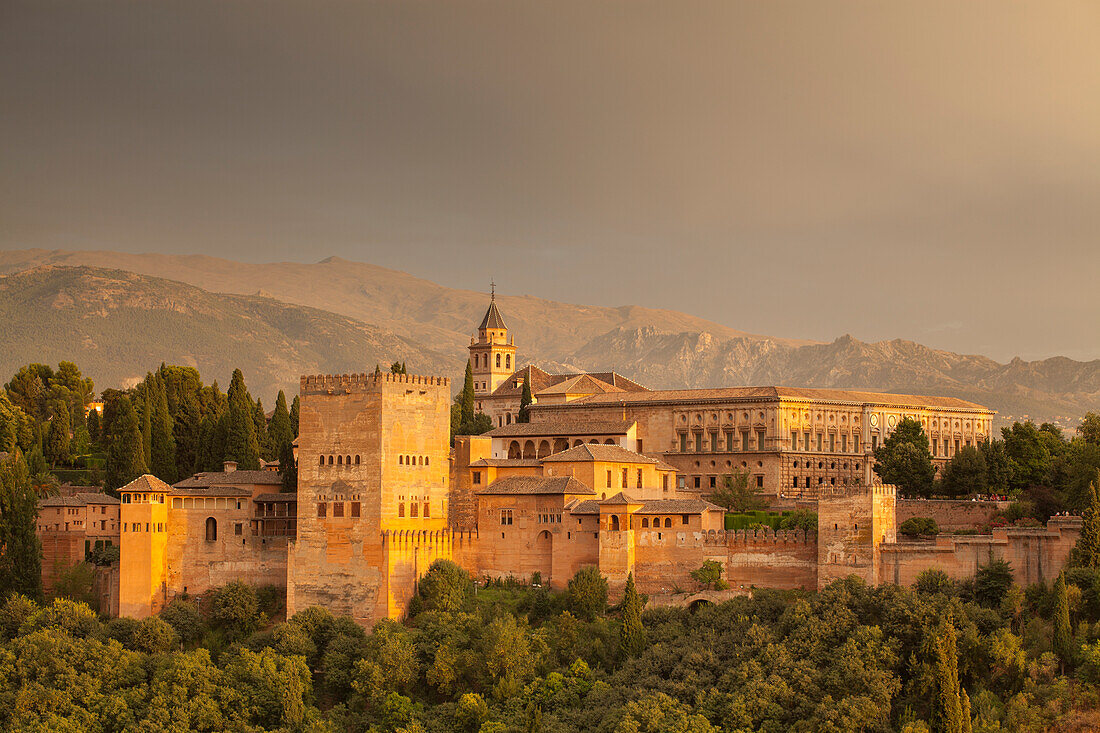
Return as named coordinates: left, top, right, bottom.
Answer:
left=0, top=249, right=1097, bottom=428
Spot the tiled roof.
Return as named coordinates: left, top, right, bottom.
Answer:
left=483, top=420, right=634, bottom=438
left=171, top=486, right=252, bottom=497
left=541, top=443, right=658, bottom=465
left=174, top=470, right=282, bottom=488
left=118, top=475, right=173, bottom=493
left=553, top=386, right=991, bottom=411
left=40, top=492, right=120, bottom=507
left=477, top=476, right=595, bottom=496
left=469, top=458, right=544, bottom=467
left=635, top=499, right=724, bottom=514
left=536, top=374, right=625, bottom=397
left=489, top=366, right=647, bottom=400
left=479, top=300, right=508, bottom=330
left=601, top=491, right=639, bottom=505
left=254, top=493, right=297, bottom=502
left=566, top=499, right=601, bottom=514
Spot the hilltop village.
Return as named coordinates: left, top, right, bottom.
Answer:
left=37, top=298, right=1082, bottom=623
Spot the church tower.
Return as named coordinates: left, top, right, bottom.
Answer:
left=468, top=286, right=516, bottom=397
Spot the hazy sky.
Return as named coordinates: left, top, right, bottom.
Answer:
left=2, top=1, right=1098, bottom=362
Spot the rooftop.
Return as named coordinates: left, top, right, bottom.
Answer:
left=254, top=493, right=297, bottom=503
left=635, top=499, right=724, bottom=514
left=469, top=458, right=544, bottom=468
left=477, top=475, right=595, bottom=496
left=174, top=469, right=282, bottom=488
left=483, top=419, right=634, bottom=438
left=118, top=475, right=173, bottom=494
left=540, top=443, right=660, bottom=465
left=479, top=299, right=508, bottom=330
left=536, top=374, right=626, bottom=397
left=489, top=365, right=647, bottom=399
left=40, top=492, right=120, bottom=507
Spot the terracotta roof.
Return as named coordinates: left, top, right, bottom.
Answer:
left=551, top=386, right=992, bottom=411
left=118, top=475, right=173, bottom=493
left=541, top=443, right=658, bottom=465
left=254, top=493, right=297, bottom=502
left=479, top=300, right=508, bottom=330
left=489, top=366, right=648, bottom=399
left=601, top=491, right=639, bottom=505
left=41, top=492, right=120, bottom=507
left=174, top=470, right=282, bottom=488
left=635, top=499, right=724, bottom=514
left=469, top=458, right=543, bottom=467
left=477, top=476, right=595, bottom=496
left=484, top=420, right=633, bottom=438
left=536, top=374, right=625, bottom=397
left=566, top=499, right=601, bottom=514
left=171, top=486, right=252, bottom=497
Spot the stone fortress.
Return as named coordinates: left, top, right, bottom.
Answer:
left=46, top=294, right=1078, bottom=622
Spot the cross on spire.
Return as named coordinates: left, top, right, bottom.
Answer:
left=490, top=280, right=496, bottom=301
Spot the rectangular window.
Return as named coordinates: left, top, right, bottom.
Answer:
left=333, top=502, right=344, bottom=518
left=351, top=502, right=360, bottom=517
left=423, top=502, right=430, bottom=518
left=636, top=439, right=643, bottom=453
left=501, top=509, right=513, bottom=526
left=932, top=440, right=937, bottom=457
left=398, top=502, right=405, bottom=517
left=677, top=476, right=685, bottom=490
left=693, top=476, right=701, bottom=489
left=757, top=429, right=766, bottom=450
left=709, top=430, right=718, bottom=451
left=473, top=471, right=481, bottom=485
left=682, top=514, right=689, bottom=525
left=679, top=433, right=688, bottom=452
left=694, top=431, right=704, bottom=452
left=829, top=433, right=836, bottom=452
left=741, top=430, right=750, bottom=450
left=709, top=476, right=717, bottom=489
left=411, top=502, right=418, bottom=517
left=792, top=477, right=799, bottom=488
left=621, top=468, right=628, bottom=488
left=234, top=523, right=243, bottom=536
left=636, top=469, right=643, bottom=488
left=816, top=433, right=823, bottom=452
left=791, top=431, right=799, bottom=450
left=606, top=470, right=613, bottom=488
left=662, top=474, right=668, bottom=490
left=872, top=435, right=879, bottom=450
left=317, top=503, right=327, bottom=518
left=842, top=434, right=848, bottom=452
left=756, top=475, right=764, bottom=488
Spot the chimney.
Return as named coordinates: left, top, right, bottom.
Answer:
left=223, top=460, right=238, bottom=473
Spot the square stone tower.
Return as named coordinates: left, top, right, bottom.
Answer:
left=287, top=371, right=453, bottom=624
left=816, top=484, right=897, bottom=589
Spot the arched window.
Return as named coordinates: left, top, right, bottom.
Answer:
left=506, top=355, right=511, bottom=369
left=319, top=455, right=325, bottom=466
left=328, top=455, right=334, bottom=465
left=641, top=518, right=649, bottom=528
left=399, top=455, right=403, bottom=465
left=337, top=455, right=343, bottom=465
left=419, top=456, right=424, bottom=466
left=496, top=353, right=501, bottom=368
left=610, top=515, right=620, bottom=531
left=355, top=455, right=360, bottom=465
left=425, top=457, right=429, bottom=466
left=664, top=517, right=672, bottom=528
left=205, top=517, right=217, bottom=542
left=346, top=455, right=351, bottom=466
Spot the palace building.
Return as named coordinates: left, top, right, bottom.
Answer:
left=102, top=293, right=1076, bottom=625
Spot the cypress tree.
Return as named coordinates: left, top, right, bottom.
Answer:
left=0, top=449, right=43, bottom=601
left=149, top=374, right=177, bottom=483
left=618, top=572, right=647, bottom=659
left=518, top=380, right=533, bottom=423
left=931, top=618, right=971, bottom=733
left=268, top=391, right=293, bottom=458
left=44, top=401, right=71, bottom=466
left=106, top=395, right=147, bottom=492
left=1070, top=479, right=1100, bottom=568
left=1052, top=573, right=1074, bottom=670
left=85, top=406, right=101, bottom=446
left=140, top=378, right=153, bottom=473
left=289, top=395, right=300, bottom=438
left=253, top=399, right=270, bottom=460
left=460, top=361, right=475, bottom=431
left=224, top=369, right=261, bottom=470
left=279, top=441, right=297, bottom=494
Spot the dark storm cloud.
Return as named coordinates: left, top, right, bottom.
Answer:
left=1, top=0, right=1098, bottom=361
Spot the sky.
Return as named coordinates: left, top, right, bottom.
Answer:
left=2, top=0, right=1098, bottom=363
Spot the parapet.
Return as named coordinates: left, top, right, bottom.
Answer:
left=300, top=372, right=451, bottom=395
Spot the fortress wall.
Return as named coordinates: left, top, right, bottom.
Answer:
left=39, top=530, right=84, bottom=594
left=879, top=517, right=1082, bottom=587
left=896, top=499, right=1005, bottom=532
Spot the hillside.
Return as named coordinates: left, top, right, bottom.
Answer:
left=1, top=252, right=1098, bottom=427
left=0, top=266, right=452, bottom=399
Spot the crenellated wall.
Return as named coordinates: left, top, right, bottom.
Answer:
left=896, top=499, right=1006, bottom=532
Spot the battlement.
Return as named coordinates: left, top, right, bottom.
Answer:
left=816, top=484, right=897, bottom=500
left=300, top=372, right=451, bottom=395
left=626, top=527, right=816, bottom=547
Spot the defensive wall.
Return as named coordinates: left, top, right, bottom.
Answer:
left=895, top=498, right=1006, bottom=532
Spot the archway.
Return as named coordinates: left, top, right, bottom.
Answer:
left=688, top=598, right=713, bottom=613
left=205, top=517, right=217, bottom=542
left=553, top=438, right=570, bottom=454
left=508, top=441, right=522, bottom=459
left=537, top=440, right=551, bottom=458
left=604, top=438, right=616, bottom=445
left=610, top=515, right=620, bottom=531
left=573, top=440, right=584, bottom=448
left=534, top=530, right=553, bottom=585
left=522, top=440, right=537, bottom=459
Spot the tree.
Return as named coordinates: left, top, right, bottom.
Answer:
left=390, top=361, right=407, bottom=375
left=0, top=392, right=33, bottom=454
left=1070, top=480, right=1100, bottom=568
left=1080, top=412, right=1100, bottom=446
left=618, top=572, right=646, bottom=659
left=898, top=517, right=940, bottom=538
left=43, top=401, right=71, bottom=466
left=567, top=566, right=608, bottom=621
left=974, top=558, right=1013, bottom=607
left=289, top=395, right=300, bottom=438
left=914, top=568, right=952, bottom=595
left=0, top=450, right=43, bottom=600
left=208, top=581, right=263, bottom=640
left=279, top=441, right=297, bottom=493
left=518, top=381, right=532, bottom=423
left=873, top=418, right=936, bottom=497
left=691, top=560, right=726, bottom=590
left=979, top=438, right=1011, bottom=493
left=460, top=362, right=475, bottom=429
left=4, top=363, right=52, bottom=419
left=1001, top=421, right=1053, bottom=491
left=1051, top=573, right=1074, bottom=669
left=940, top=446, right=988, bottom=498
left=410, top=560, right=472, bottom=615
left=148, top=374, right=177, bottom=483
left=224, top=369, right=261, bottom=470
left=105, top=395, right=147, bottom=491
left=709, top=469, right=765, bottom=512
left=268, top=391, right=293, bottom=458
left=930, top=618, right=972, bottom=733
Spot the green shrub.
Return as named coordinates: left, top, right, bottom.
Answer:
left=898, top=517, right=939, bottom=537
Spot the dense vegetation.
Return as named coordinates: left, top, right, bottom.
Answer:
left=4, top=557, right=1100, bottom=732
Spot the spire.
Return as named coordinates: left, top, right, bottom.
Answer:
left=479, top=289, right=508, bottom=330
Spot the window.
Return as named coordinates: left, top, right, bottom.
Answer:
left=662, top=474, right=669, bottom=490
left=829, top=434, right=836, bottom=452
left=791, top=431, right=799, bottom=450
left=872, top=435, right=879, bottom=450
left=816, top=433, right=823, bottom=452
left=411, top=502, right=418, bottom=517
left=319, top=455, right=325, bottom=466
left=682, top=514, right=689, bottom=525
left=506, top=354, right=511, bottom=369
left=641, top=518, right=649, bottom=528
left=473, top=471, right=482, bottom=485
left=355, top=455, right=361, bottom=465
left=756, top=475, right=763, bottom=487
left=399, top=503, right=405, bottom=517
left=337, top=455, right=343, bottom=465
left=679, top=433, right=688, bottom=452
left=328, top=455, right=334, bottom=465
left=741, top=430, right=750, bottom=450
left=725, top=430, right=735, bottom=451
left=709, top=476, right=717, bottom=489
left=637, top=439, right=643, bottom=453
left=693, top=476, right=701, bottom=489
left=636, top=469, right=643, bottom=488
left=664, top=517, right=672, bottom=528
left=350, top=502, right=360, bottom=517
left=318, top=502, right=328, bottom=518
left=234, top=523, right=243, bottom=536
left=621, top=469, right=628, bottom=488
left=677, top=476, right=686, bottom=490
left=423, top=502, right=430, bottom=518
left=606, top=470, right=612, bottom=488
left=792, top=477, right=799, bottom=488
left=333, top=502, right=344, bottom=518
left=496, top=353, right=501, bottom=368
left=757, top=429, right=766, bottom=450
left=694, top=431, right=704, bottom=452
left=501, top=509, right=513, bottom=526
left=205, top=517, right=217, bottom=541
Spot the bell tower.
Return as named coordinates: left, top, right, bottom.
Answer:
left=468, top=283, right=517, bottom=397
